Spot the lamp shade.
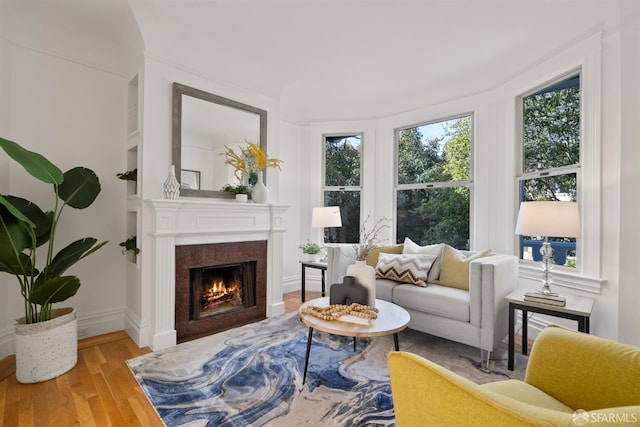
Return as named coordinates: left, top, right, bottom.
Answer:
left=311, top=206, right=342, bottom=228
left=515, top=201, right=581, bottom=238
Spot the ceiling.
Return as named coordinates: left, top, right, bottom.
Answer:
left=3, top=0, right=625, bottom=124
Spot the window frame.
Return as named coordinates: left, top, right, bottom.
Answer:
left=393, top=113, right=474, bottom=248
left=513, top=55, right=603, bottom=293
left=321, top=132, right=364, bottom=243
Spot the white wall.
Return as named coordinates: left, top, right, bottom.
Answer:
left=301, top=26, right=639, bottom=344
left=0, top=44, right=129, bottom=358
left=617, top=5, right=640, bottom=345
left=0, top=33, right=12, bottom=356
left=279, top=120, right=304, bottom=292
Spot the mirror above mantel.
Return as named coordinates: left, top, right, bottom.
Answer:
left=172, top=82, right=268, bottom=198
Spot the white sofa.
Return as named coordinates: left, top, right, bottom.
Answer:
left=326, top=244, right=519, bottom=362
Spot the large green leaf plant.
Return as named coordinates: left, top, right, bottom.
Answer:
left=0, top=137, right=108, bottom=323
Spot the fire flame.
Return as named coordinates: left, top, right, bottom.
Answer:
left=201, top=278, right=242, bottom=312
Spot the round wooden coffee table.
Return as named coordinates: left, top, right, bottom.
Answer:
left=298, top=297, right=410, bottom=385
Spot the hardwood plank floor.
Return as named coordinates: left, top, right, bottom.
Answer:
left=0, top=290, right=528, bottom=426
left=0, top=292, right=316, bottom=427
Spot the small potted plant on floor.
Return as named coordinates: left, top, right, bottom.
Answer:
left=299, top=240, right=322, bottom=261
left=0, top=137, right=108, bottom=383
left=222, top=183, right=250, bottom=202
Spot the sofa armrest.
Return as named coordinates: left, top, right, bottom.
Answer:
left=326, top=244, right=357, bottom=287
left=388, top=351, right=562, bottom=426
left=468, top=254, right=519, bottom=351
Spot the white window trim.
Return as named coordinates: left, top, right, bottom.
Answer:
left=512, top=34, right=605, bottom=293
left=393, top=113, right=475, bottom=247
left=321, top=132, right=364, bottom=243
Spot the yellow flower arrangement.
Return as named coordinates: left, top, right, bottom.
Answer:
left=222, top=140, right=283, bottom=181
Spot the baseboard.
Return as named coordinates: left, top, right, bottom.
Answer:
left=281, top=274, right=324, bottom=294
left=124, top=308, right=150, bottom=348
left=0, top=326, right=15, bottom=360
left=0, top=307, right=127, bottom=359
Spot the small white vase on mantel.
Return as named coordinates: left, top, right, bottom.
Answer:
left=251, top=173, right=269, bottom=203
left=346, top=260, right=376, bottom=307
left=163, top=165, right=180, bottom=200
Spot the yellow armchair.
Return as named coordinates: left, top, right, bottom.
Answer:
left=388, top=326, right=640, bottom=426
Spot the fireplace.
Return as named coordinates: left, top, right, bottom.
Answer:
left=191, top=262, right=256, bottom=320
left=175, top=241, right=267, bottom=343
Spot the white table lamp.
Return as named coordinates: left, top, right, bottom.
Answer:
left=312, top=206, right=342, bottom=229
left=515, top=201, right=580, bottom=296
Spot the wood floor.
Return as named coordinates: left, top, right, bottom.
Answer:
left=0, top=291, right=318, bottom=427
left=0, top=290, right=528, bottom=426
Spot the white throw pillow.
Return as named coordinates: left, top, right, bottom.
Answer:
left=375, top=253, right=438, bottom=287
left=402, top=238, right=444, bottom=283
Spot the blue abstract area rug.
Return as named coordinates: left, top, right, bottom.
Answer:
left=127, top=313, right=526, bottom=427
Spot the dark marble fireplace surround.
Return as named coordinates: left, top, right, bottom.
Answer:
left=175, top=240, right=267, bottom=343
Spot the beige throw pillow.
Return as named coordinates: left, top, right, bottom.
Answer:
left=365, top=244, right=404, bottom=268
left=375, top=253, right=438, bottom=287
left=438, top=245, right=491, bottom=290
left=402, top=238, right=444, bottom=283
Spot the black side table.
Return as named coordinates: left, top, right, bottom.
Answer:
left=506, top=288, right=594, bottom=370
left=300, top=260, right=327, bottom=302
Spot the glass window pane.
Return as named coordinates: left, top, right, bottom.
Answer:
left=324, top=135, right=361, bottom=187
left=520, top=173, right=577, bottom=202
left=523, top=76, right=580, bottom=173
left=397, top=116, right=471, bottom=185
left=519, top=174, right=577, bottom=268
left=324, top=191, right=360, bottom=243
left=396, top=187, right=470, bottom=250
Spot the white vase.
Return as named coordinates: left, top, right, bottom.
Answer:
left=163, top=165, right=180, bottom=200
left=251, top=173, right=269, bottom=203
left=15, top=308, right=78, bottom=383
left=346, top=260, right=376, bottom=307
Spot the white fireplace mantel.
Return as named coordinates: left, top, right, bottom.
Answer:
left=145, top=198, right=288, bottom=350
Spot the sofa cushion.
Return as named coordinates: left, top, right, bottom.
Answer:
left=375, top=278, right=399, bottom=302
left=365, top=244, right=404, bottom=268
left=402, top=238, right=444, bottom=283
left=438, top=245, right=491, bottom=290
left=375, top=253, right=437, bottom=287
left=393, top=283, right=470, bottom=322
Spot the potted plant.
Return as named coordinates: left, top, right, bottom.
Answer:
left=116, top=169, right=137, bottom=181
left=221, top=183, right=250, bottom=202
left=0, top=137, right=107, bottom=383
left=222, top=140, right=283, bottom=203
left=299, top=240, right=322, bottom=261
left=119, top=235, right=140, bottom=262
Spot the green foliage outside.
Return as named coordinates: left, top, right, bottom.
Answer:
left=521, top=81, right=580, bottom=202
left=324, top=136, right=362, bottom=243
left=322, top=77, right=579, bottom=254
left=397, top=116, right=471, bottom=249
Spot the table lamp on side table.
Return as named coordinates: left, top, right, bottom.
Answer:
left=515, top=201, right=581, bottom=297
left=311, top=206, right=342, bottom=262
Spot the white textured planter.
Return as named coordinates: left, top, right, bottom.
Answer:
left=15, top=307, right=78, bottom=383
left=235, top=194, right=248, bottom=203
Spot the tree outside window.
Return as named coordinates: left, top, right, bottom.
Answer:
left=396, top=116, right=472, bottom=249
left=518, top=74, right=580, bottom=267
left=323, top=134, right=362, bottom=243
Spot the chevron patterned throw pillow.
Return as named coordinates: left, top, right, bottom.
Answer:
left=375, top=253, right=438, bottom=287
